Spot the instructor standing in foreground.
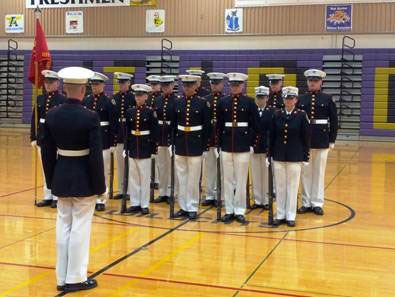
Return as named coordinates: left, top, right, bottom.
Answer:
left=41, top=67, right=105, bottom=293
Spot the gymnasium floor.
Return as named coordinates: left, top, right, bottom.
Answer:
left=0, top=128, right=394, bottom=297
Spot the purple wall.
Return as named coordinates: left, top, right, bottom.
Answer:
left=2, top=48, right=395, bottom=137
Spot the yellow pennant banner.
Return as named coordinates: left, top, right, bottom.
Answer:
left=130, top=0, right=156, bottom=6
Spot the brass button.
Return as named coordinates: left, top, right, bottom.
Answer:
left=284, top=141, right=287, bottom=144
left=285, top=124, right=288, bottom=127
left=284, top=129, right=288, bottom=133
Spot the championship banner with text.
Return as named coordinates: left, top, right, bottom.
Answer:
left=26, top=0, right=130, bottom=9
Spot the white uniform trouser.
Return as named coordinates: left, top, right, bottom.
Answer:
left=157, top=146, right=171, bottom=197
left=56, top=196, right=96, bottom=286
left=301, top=148, right=329, bottom=208
left=128, top=158, right=151, bottom=208
left=115, top=143, right=126, bottom=195
left=153, top=156, right=159, bottom=184
left=37, top=146, right=57, bottom=201
left=251, top=153, right=268, bottom=205
left=221, top=151, right=250, bottom=216
left=175, top=155, right=202, bottom=212
left=204, top=147, right=217, bottom=200
left=97, top=149, right=111, bottom=205
left=273, top=161, right=302, bottom=221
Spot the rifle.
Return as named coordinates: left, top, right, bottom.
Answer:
left=109, top=152, right=114, bottom=199
left=216, top=148, right=222, bottom=221
left=150, top=157, right=155, bottom=202
left=169, top=128, right=175, bottom=218
left=267, top=129, right=274, bottom=225
left=120, top=123, right=129, bottom=214
left=246, top=171, right=251, bottom=209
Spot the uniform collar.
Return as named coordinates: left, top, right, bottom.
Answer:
left=285, top=108, right=295, bottom=115
left=231, top=93, right=241, bottom=99
left=309, top=90, right=321, bottom=95
left=66, top=98, right=82, bottom=104
left=47, top=91, right=58, bottom=97
left=137, top=103, right=146, bottom=110
left=213, top=92, right=222, bottom=97
left=94, top=92, right=104, bottom=98
left=185, top=94, right=194, bottom=100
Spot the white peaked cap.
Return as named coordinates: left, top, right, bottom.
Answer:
left=304, top=69, right=326, bottom=79
left=132, top=84, right=152, bottom=93
left=58, top=67, right=94, bottom=84
left=282, top=86, right=299, bottom=98
left=255, top=86, right=270, bottom=96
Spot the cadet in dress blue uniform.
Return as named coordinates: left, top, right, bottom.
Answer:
left=297, top=69, right=338, bottom=216
left=218, top=73, right=258, bottom=224
left=146, top=75, right=162, bottom=107
left=267, top=74, right=285, bottom=109
left=268, top=87, right=311, bottom=227
left=83, top=72, right=117, bottom=211
left=251, top=86, right=274, bottom=210
left=124, top=84, right=159, bottom=215
left=201, top=72, right=226, bottom=206
left=41, top=67, right=105, bottom=292
left=31, top=70, right=66, bottom=208
left=152, top=75, right=178, bottom=204
left=173, top=74, right=211, bottom=220
left=146, top=75, right=161, bottom=185
left=112, top=72, right=135, bottom=199
left=186, top=69, right=211, bottom=97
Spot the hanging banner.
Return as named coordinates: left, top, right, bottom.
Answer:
left=5, top=14, right=24, bottom=34
left=66, top=11, right=83, bottom=34
left=326, top=4, right=352, bottom=31
left=225, top=8, right=243, bottom=33
left=146, top=9, right=165, bottom=33
left=26, top=0, right=130, bottom=9
left=235, top=0, right=395, bottom=7
left=130, top=0, right=156, bottom=6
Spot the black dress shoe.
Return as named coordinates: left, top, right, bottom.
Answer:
left=113, top=194, right=124, bottom=200
left=50, top=200, right=58, bottom=208
left=262, top=204, right=269, bottom=210
left=235, top=215, right=247, bottom=224
left=297, top=206, right=313, bottom=214
left=273, top=219, right=287, bottom=226
left=313, top=207, right=324, bottom=215
left=153, top=196, right=168, bottom=203
left=222, top=214, right=234, bottom=224
left=201, top=199, right=215, bottom=206
left=188, top=212, right=198, bottom=220
left=126, top=206, right=141, bottom=213
left=36, top=200, right=52, bottom=207
left=251, top=203, right=263, bottom=209
left=174, top=209, right=188, bottom=218
left=287, top=220, right=296, bottom=227
left=95, top=204, right=105, bottom=211
left=57, top=285, right=65, bottom=291
left=141, top=208, right=150, bottom=215
left=64, top=279, right=97, bottom=292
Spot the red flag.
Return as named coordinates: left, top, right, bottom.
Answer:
left=28, top=18, right=52, bottom=88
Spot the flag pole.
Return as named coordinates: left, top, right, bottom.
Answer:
left=33, top=5, right=41, bottom=206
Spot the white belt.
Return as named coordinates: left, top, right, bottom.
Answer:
left=57, top=148, right=90, bottom=157
left=177, top=125, right=202, bottom=132
left=225, top=122, right=248, bottom=127
left=311, top=119, right=328, bottom=124
left=100, top=121, right=110, bottom=126
left=119, top=118, right=126, bottom=123
left=158, top=120, right=171, bottom=125
left=131, top=130, right=150, bottom=136
left=39, top=118, right=45, bottom=124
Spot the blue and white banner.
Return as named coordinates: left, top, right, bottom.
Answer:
left=326, top=4, right=352, bottom=31
left=225, top=8, right=243, bottom=33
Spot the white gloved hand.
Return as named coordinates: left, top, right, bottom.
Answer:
left=214, top=149, right=220, bottom=159
left=303, top=162, right=309, bottom=167
left=265, top=158, right=270, bottom=168
left=109, top=146, right=116, bottom=153
left=31, top=141, right=37, bottom=147
left=329, top=143, right=335, bottom=150
left=202, top=151, right=208, bottom=159
left=122, top=150, right=127, bottom=158
left=168, top=145, right=173, bottom=157
left=250, top=146, right=254, bottom=154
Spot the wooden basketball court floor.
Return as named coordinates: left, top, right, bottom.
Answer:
left=0, top=127, right=394, bottom=297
